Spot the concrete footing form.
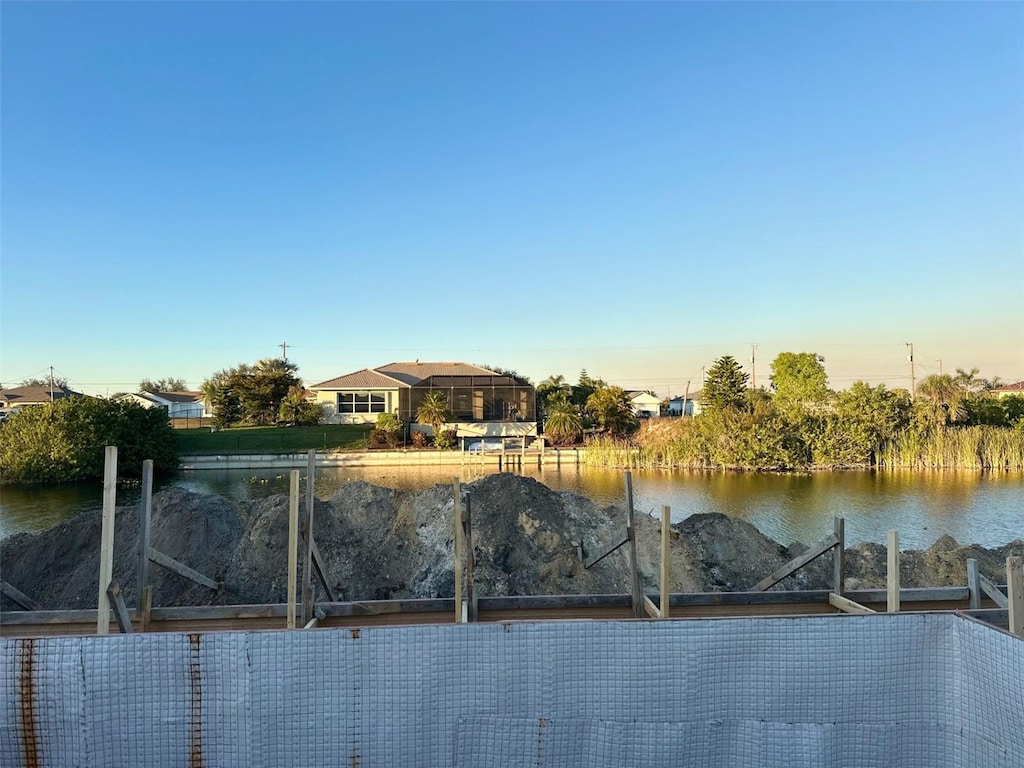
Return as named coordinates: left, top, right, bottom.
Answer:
left=2, top=613, right=1022, bottom=767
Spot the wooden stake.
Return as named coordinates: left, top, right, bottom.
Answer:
left=1008, top=556, right=1023, bottom=638
left=140, top=585, right=152, bottom=633
left=301, top=449, right=316, bottom=626
left=453, top=478, right=463, bottom=623
left=625, top=472, right=643, bottom=618
left=137, top=459, right=153, bottom=610
left=660, top=506, right=671, bottom=619
left=966, top=558, right=980, bottom=610
left=464, top=494, right=476, bottom=622
left=97, top=446, right=118, bottom=635
left=287, top=469, right=299, bottom=629
left=833, top=517, right=845, bottom=596
left=887, top=529, right=900, bottom=613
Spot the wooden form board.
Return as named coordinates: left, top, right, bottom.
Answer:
left=96, top=446, right=118, bottom=635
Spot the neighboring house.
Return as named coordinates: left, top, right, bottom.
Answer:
left=990, top=381, right=1024, bottom=399
left=666, top=391, right=701, bottom=417
left=627, top=391, right=662, bottom=419
left=118, top=391, right=207, bottom=419
left=311, top=362, right=537, bottom=438
left=0, top=384, right=83, bottom=418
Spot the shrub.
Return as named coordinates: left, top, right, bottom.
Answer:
left=411, top=430, right=429, bottom=448
left=435, top=429, right=458, bottom=450
left=368, top=428, right=389, bottom=448
left=0, top=397, right=179, bottom=483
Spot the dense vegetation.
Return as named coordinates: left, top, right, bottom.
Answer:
left=200, top=358, right=321, bottom=428
left=0, top=397, right=179, bottom=483
left=569, top=355, right=1024, bottom=471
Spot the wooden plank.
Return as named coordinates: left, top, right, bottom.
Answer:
left=97, top=445, right=118, bottom=635
left=453, top=478, right=463, bottom=623
left=301, top=450, right=316, bottom=626
left=310, top=538, right=336, bottom=602
left=106, top=581, right=133, bottom=633
left=833, top=517, right=845, bottom=596
left=978, top=574, right=1009, bottom=610
left=660, top=506, right=671, bottom=620
left=829, top=592, right=876, bottom=615
left=140, top=585, right=152, bottom=633
left=149, top=549, right=218, bottom=591
left=137, top=459, right=154, bottom=610
left=966, top=558, right=981, bottom=611
left=624, top=471, right=643, bottom=618
left=287, top=470, right=300, bottom=629
left=0, top=581, right=40, bottom=611
left=887, top=529, right=900, bottom=613
left=752, top=533, right=839, bottom=592
left=642, top=595, right=661, bottom=619
left=1008, top=556, right=1023, bottom=638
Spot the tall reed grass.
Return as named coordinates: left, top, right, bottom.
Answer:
left=879, top=426, right=1024, bottom=470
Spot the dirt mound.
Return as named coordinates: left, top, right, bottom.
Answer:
left=2, top=473, right=1019, bottom=610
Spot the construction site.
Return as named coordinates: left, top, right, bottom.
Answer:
left=2, top=448, right=1022, bottom=766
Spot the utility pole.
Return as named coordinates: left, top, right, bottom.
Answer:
left=906, top=342, right=915, bottom=399
left=49, top=366, right=55, bottom=402
left=937, top=359, right=943, bottom=376
left=280, top=342, right=288, bottom=362
left=750, top=344, right=759, bottom=389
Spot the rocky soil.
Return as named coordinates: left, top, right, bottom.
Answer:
left=2, top=473, right=1020, bottom=610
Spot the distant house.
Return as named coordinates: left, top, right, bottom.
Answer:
left=991, top=381, right=1024, bottom=399
left=627, top=391, right=662, bottom=419
left=118, top=391, right=207, bottom=419
left=0, top=384, right=83, bottom=417
left=311, top=361, right=536, bottom=438
left=667, top=391, right=701, bottom=417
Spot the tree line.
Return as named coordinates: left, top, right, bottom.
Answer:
left=575, top=353, right=1024, bottom=470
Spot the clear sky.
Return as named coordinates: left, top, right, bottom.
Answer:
left=2, top=1, right=1022, bottom=398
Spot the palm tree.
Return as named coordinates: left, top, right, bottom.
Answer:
left=543, top=392, right=583, bottom=445
left=415, top=390, right=452, bottom=441
left=915, top=374, right=967, bottom=430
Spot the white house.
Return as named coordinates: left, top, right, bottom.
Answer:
left=119, top=391, right=207, bottom=419
left=627, top=390, right=662, bottom=419
left=667, top=392, right=701, bottom=417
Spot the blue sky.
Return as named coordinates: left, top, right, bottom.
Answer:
left=2, top=1, right=1022, bottom=397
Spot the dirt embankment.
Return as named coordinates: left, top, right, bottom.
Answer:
left=2, top=473, right=1020, bottom=610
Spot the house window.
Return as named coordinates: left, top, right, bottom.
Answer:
left=338, top=392, right=386, bottom=413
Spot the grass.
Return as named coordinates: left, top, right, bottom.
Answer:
left=174, top=424, right=374, bottom=455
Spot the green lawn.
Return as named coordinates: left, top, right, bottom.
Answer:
left=174, top=424, right=373, bottom=455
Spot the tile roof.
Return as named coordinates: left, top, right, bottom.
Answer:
left=992, top=381, right=1024, bottom=393
left=312, top=362, right=499, bottom=389
left=145, top=391, right=203, bottom=403
left=0, top=384, right=82, bottom=406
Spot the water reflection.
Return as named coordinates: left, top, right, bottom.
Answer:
left=2, top=466, right=1021, bottom=549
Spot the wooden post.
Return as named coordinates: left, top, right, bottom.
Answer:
left=660, top=505, right=671, bottom=619
left=453, top=478, right=463, bottom=623
left=833, top=517, right=845, bottom=596
left=464, top=494, right=476, bottom=621
left=887, top=529, right=900, bottom=613
left=625, top=472, right=643, bottom=618
left=287, top=469, right=299, bottom=629
left=137, top=459, right=153, bottom=610
left=966, top=558, right=981, bottom=610
left=140, top=585, right=152, bottom=633
left=1008, top=556, right=1024, bottom=638
left=301, top=450, right=316, bottom=626
left=97, top=446, right=118, bottom=635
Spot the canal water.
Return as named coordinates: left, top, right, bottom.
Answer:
left=1, top=466, right=1021, bottom=550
